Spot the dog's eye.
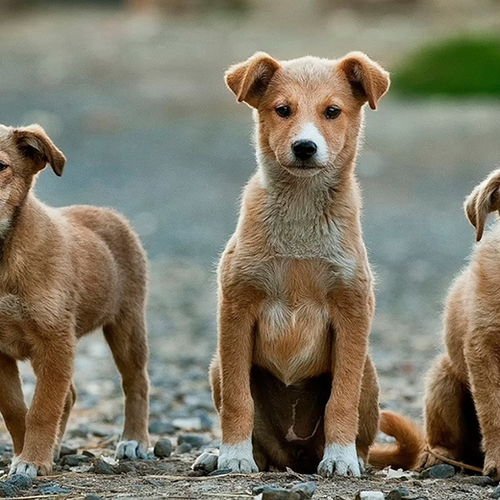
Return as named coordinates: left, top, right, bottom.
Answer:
left=325, top=106, right=342, bottom=119
left=0, top=162, right=8, bottom=171
left=275, top=105, right=292, bottom=118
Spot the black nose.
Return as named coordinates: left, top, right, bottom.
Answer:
left=292, top=140, right=317, bottom=161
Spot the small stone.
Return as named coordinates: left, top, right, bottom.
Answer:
left=492, top=484, right=500, bottom=499
left=178, top=433, right=208, bottom=448
left=91, top=459, right=115, bottom=475
left=175, top=442, right=193, bottom=454
left=61, top=454, right=90, bottom=467
left=154, top=438, right=173, bottom=458
left=208, top=468, right=233, bottom=476
left=115, top=462, right=136, bottom=474
left=386, top=486, right=410, bottom=500
left=355, top=492, right=384, bottom=500
left=84, top=496, right=104, bottom=500
left=39, top=483, right=72, bottom=495
left=193, top=452, right=218, bottom=473
left=82, top=450, right=96, bottom=458
left=253, top=486, right=301, bottom=500
left=149, top=420, right=176, bottom=435
left=59, top=444, right=78, bottom=457
left=462, top=475, right=495, bottom=486
left=6, top=474, right=33, bottom=490
left=0, top=482, right=17, bottom=497
left=291, top=482, right=316, bottom=499
left=421, top=464, right=456, bottom=479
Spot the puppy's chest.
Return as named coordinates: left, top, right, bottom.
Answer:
left=252, top=260, right=333, bottom=385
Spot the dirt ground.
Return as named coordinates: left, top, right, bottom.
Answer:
left=1, top=3, right=500, bottom=499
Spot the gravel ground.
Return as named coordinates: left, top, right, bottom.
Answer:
left=1, top=4, right=500, bottom=499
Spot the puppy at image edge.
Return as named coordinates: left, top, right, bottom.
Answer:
left=0, top=124, right=150, bottom=477
left=193, top=52, right=422, bottom=477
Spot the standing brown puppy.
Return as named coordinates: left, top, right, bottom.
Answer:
left=420, top=168, right=500, bottom=478
left=194, top=52, right=398, bottom=476
left=0, top=124, right=150, bottom=477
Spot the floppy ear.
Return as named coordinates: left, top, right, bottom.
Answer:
left=465, top=169, right=500, bottom=242
left=337, top=52, right=390, bottom=110
left=225, top=52, right=281, bottom=108
left=13, top=124, right=66, bottom=176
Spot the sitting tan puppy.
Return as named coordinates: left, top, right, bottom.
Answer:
left=0, top=124, right=150, bottom=477
left=194, top=51, right=422, bottom=476
left=420, top=168, right=500, bottom=478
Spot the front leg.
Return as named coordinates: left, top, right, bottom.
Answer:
left=318, top=279, right=374, bottom=478
left=10, top=333, right=75, bottom=477
left=464, top=324, right=500, bottom=479
left=216, top=294, right=260, bottom=473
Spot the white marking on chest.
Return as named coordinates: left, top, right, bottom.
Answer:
left=285, top=398, right=321, bottom=442
left=294, top=122, right=329, bottom=164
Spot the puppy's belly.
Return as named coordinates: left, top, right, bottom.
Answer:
left=254, top=300, right=331, bottom=385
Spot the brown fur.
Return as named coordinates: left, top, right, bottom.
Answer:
left=0, top=124, right=150, bottom=477
left=196, top=51, right=401, bottom=476
left=419, top=168, right=500, bottom=478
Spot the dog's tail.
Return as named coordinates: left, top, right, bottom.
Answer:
left=368, top=411, right=424, bottom=471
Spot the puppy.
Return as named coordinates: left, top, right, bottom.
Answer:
left=420, top=168, right=500, bottom=478
left=194, top=52, right=421, bottom=476
left=0, top=124, right=150, bottom=477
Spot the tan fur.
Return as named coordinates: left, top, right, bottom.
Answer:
left=203, top=52, right=393, bottom=475
left=0, top=124, right=150, bottom=476
left=419, top=168, right=500, bottom=478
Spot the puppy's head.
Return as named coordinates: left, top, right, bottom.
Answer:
left=225, top=51, right=390, bottom=178
left=0, top=124, right=66, bottom=222
left=465, top=169, right=500, bottom=242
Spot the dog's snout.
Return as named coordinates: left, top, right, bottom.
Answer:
left=292, top=140, right=317, bottom=161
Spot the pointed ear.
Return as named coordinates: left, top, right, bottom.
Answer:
left=13, top=124, right=66, bottom=176
left=465, top=169, right=500, bottom=242
left=337, top=52, right=390, bottom=110
left=225, top=52, right=281, bottom=108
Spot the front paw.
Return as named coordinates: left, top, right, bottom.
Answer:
left=218, top=441, right=258, bottom=474
left=9, top=455, right=51, bottom=477
left=483, top=450, right=500, bottom=480
left=116, top=440, right=148, bottom=460
left=318, top=443, right=361, bottom=478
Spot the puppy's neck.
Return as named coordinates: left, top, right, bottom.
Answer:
left=255, top=156, right=359, bottom=261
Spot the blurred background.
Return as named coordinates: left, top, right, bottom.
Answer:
left=1, top=0, right=500, bottom=453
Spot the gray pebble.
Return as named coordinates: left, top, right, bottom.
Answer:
left=208, top=468, right=233, bottom=476
left=175, top=442, right=193, bottom=454
left=253, top=485, right=301, bottom=500
left=91, top=459, right=116, bottom=475
left=421, top=464, right=456, bottom=479
left=61, top=454, right=90, bottom=467
left=0, top=482, right=17, bottom=497
left=386, top=486, right=410, bottom=500
left=39, top=483, right=72, bottom=495
left=115, top=462, right=136, bottom=474
left=6, top=474, right=33, bottom=490
left=59, top=444, right=78, bottom=457
left=355, top=492, right=384, bottom=500
left=154, top=438, right=173, bottom=458
left=84, top=496, right=104, bottom=500
left=492, top=484, right=500, bottom=499
left=178, top=433, right=208, bottom=448
left=149, top=420, right=176, bottom=435
left=462, top=475, right=496, bottom=486
left=291, top=482, right=316, bottom=499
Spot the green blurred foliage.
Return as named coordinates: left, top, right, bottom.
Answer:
left=393, top=35, right=500, bottom=97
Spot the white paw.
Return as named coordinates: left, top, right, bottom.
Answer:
left=116, top=440, right=148, bottom=460
left=192, top=452, right=219, bottom=473
left=318, top=443, right=361, bottom=477
left=9, top=457, right=41, bottom=478
left=217, top=441, right=258, bottom=474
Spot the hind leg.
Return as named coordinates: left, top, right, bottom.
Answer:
left=53, top=383, right=77, bottom=460
left=0, top=353, right=27, bottom=456
left=356, top=356, right=379, bottom=469
left=104, top=312, right=150, bottom=460
left=420, top=355, right=474, bottom=468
